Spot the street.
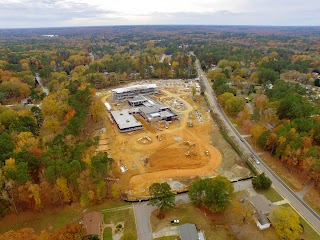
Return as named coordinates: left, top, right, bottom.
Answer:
left=195, top=59, right=320, bottom=233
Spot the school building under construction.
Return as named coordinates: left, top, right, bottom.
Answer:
left=112, top=84, right=157, bottom=100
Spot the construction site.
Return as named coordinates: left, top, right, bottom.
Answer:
left=98, top=80, right=250, bottom=200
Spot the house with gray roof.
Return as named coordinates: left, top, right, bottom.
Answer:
left=179, top=224, right=199, bottom=240
left=250, top=194, right=276, bottom=230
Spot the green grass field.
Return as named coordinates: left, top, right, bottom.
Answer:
left=256, top=187, right=283, bottom=203
left=103, top=227, right=112, bottom=240
left=103, top=207, right=137, bottom=240
left=151, top=203, right=235, bottom=240
left=0, top=200, right=129, bottom=234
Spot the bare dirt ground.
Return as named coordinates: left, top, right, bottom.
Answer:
left=98, top=80, right=249, bottom=199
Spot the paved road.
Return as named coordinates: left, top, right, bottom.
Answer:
left=133, top=194, right=190, bottom=240
left=195, top=59, right=320, bottom=233
left=35, top=73, right=49, bottom=95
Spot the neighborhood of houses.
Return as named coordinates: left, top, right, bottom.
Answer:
left=80, top=193, right=277, bottom=239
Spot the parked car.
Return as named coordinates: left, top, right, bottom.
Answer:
left=171, top=220, right=180, bottom=224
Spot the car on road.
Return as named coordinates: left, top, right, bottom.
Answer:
left=240, top=138, right=244, bottom=142
left=171, top=220, right=179, bottom=224
left=251, top=156, right=260, bottom=164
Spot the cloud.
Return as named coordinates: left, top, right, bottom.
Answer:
left=0, top=0, right=319, bottom=28
left=0, top=0, right=116, bottom=27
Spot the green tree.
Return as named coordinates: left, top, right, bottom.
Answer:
left=200, top=60, right=206, bottom=71
left=258, top=68, right=279, bottom=84
left=149, top=182, right=175, bottom=214
left=188, top=176, right=234, bottom=212
left=252, top=173, right=272, bottom=190
left=269, top=206, right=303, bottom=240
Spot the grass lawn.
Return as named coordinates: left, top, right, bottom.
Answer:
left=151, top=203, right=234, bottom=240
left=279, top=204, right=319, bottom=240
left=304, top=187, right=320, bottom=215
left=150, top=191, right=282, bottom=240
left=0, top=200, right=129, bottom=234
left=256, top=187, right=283, bottom=203
left=259, top=154, right=305, bottom=191
left=103, top=208, right=137, bottom=239
left=103, top=227, right=112, bottom=240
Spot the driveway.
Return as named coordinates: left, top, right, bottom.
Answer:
left=133, top=193, right=190, bottom=240
left=133, top=182, right=252, bottom=240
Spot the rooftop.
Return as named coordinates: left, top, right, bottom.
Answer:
left=140, top=104, right=169, bottom=115
left=111, top=109, right=142, bottom=130
left=83, top=211, right=103, bottom=236
left=179, top=223, right=198, bottom=240
left=250, top=194, right=276, bottom=215
left=112, top=84, right=157, bottom=94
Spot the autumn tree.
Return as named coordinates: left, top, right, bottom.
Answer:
left=89, top=98, right=104, bottom=122
left=56, top=177, right=71, bottom=204
left=53, top=223, right=86, bottom=240
left=225, top=96, right=246, bottom=116
left=269, top=206, right=303, bottom=240
left=218, top=92, right=234, bottom=107
left=0, top=228, right=38, bottom=240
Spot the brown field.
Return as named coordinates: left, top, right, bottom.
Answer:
left=98, top=81, right=249, bottom=199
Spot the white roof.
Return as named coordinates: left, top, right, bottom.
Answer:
left=104, top=102, right=111, bottom=110
left=112, top=84, right=157, bottom=94
left=111, top=110, right=142, bottom=130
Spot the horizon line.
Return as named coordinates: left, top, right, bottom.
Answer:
left=1, top=24, right=320, bottom=30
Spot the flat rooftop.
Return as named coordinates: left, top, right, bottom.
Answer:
left=128, top=95, right=148, bottom=103
left=111, top=110, right=142, bottom=130
left=140, top=104, right=169, bottom=115
left=112, top=84, right=157, bottom=94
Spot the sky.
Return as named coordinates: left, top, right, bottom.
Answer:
left=0, top=0, right=319, bottom=28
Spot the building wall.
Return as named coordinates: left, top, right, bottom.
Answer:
left=257, top=221, right=270, bottom=230
left=113, top=88, right=156, bottom=100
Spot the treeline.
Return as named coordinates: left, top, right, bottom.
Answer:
left=0, top=81, right=114, bottom=216
left=0, top=34, right=197, bottom=103
left=0, top=223, right=87, bottom=240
